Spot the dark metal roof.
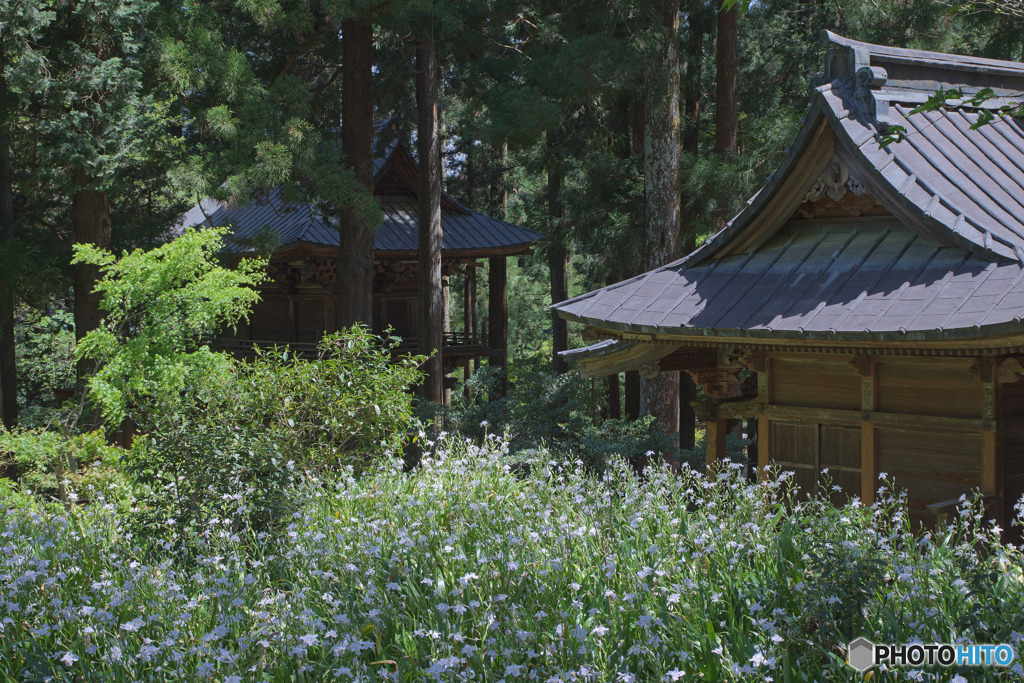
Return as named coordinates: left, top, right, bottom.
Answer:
left=175, top=123, right=539, bottom=257
left=556, top=220, right=1024, bottom=342
left=177, top=190, right=539, bottom=255
left=554, top=33, right=1024, bottom=345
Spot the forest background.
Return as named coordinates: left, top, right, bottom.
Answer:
left=2, top=0, right=1023, bottom=441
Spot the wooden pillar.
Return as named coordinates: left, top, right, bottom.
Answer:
left=606, top=374, right=621, bottom=419
left=324, top=297, right=336, bottom=336
left=488, top=256, right=508, bottom=398
left=468, top=267, right=480, bottom=372
left=858, top=356, right=877, bottom=505
left=757, top=358, right=771, bottom=482
left=442, top=273, right=451, bottom=406
left=624, top=370, right=640, bottom=419
left=463, top=271, right=473, bottom=400
left=705, top=410, right=727, bottom=472
left=981, top=358, right=1004, bottom=529
left=289, top=299, right=298, bottom=342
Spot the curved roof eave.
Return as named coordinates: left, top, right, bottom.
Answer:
left=556, top=309, right=1024, bottom=346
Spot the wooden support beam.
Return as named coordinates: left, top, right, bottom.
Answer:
left=859, top=356, right=877, bottom=505
left=757, top=358, right=771, bottom=482
left=718, top=400, right=990, bottom=434
left=980, top=358, right=1005, bottom=529
left=488, top=256, right=508, bottom=398
left=289, top=298, right=298, bottom=342
left=705, top=414, right=727, bottom=473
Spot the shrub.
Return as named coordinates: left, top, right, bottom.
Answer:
left=71, top=229, right=424, bottom=543
left=442, top=362, right=673, bottom=470
left=0, top=428, right=135, bottom=512
left=127, top=328, right=424, bottom=543
left=242, top=329, right=423, bottom=473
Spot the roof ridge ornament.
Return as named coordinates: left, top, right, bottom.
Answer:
left=803, top=156, right=867, bottom=203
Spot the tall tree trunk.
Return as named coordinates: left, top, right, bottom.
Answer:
left=683, top=5, right=708, bottom=155
left=715, top=3, right=738, bottom=156
left=337, top=18, right=375, bottom=329
left=547, top=130, right=568, bottom=374
left=640, top=0, right=682, bottom=468
left=416, top=27, right=443, bottom=404
left=71, top=169, right=112, bottom=379
left=0, top=43, right=17, bottom=428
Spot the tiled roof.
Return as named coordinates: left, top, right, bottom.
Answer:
left=556, top=219, right=1024, bottom=342
left=554, top=32, right=1024, bottom=344
left=175, top=123, right=539, bottom=256
left=177, top=190, right=539, bottom=255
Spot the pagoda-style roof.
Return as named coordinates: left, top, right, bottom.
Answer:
left=177, top=123, right=539, bottom=259
left=554, top=32, right=1024, bottom=358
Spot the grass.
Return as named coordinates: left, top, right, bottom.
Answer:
left=1, top=433, right=1023, bottom=682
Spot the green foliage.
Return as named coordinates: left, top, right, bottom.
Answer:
left=243, top=330, right=424, bottom=472
left=72, top=226, right=266, bottom=427
left=443, top=362, right=674, bottom=471
left=162, top=0, right=383, bottom=228
left=120, top=327, right=424, bottom=544
left=2, top=441, right=1023, bottom=680
left=67, top=229, right=422, bottom=541
left=14, top=304, right=75, bottom=414
left=0, top=428, right=134, bottom=512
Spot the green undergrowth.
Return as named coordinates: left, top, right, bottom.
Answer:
left=2, top=435, right=1023, bottom=682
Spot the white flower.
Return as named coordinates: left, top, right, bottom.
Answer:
left=60, top=652, right=78, bottom=666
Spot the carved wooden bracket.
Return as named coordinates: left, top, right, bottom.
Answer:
left=969, top=358, right=995, bottom=383
left=739, top=351, right=766, bottom=373
left=639, top=362, right=661, bottom=379
left=849, top=354, right=872, bottom=377
left=997, top=357, right=1024, bottom=384
left=693, top=400, right=717, bottom=422
left=685, top=367, right=744, bottom=402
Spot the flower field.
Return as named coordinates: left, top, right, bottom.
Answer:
left=2, top=435, right=1023, bottom=682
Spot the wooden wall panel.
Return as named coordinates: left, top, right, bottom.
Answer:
left=251, top=296, right=291, bottom=342
left=876, top=427, right=981, bottom=519
left=771, top=422, right=817, bottom=465
left=876, top=358, right=980, bottom=419
left=771, top=356, right=860, bottom=409
left=821, top=425, right=860, bottom=469
left=300, top=298, right=327, bottom=344
left=1001, top=380, right=1024, bottom=421
left=1001, top=381, right=1024, bottom=541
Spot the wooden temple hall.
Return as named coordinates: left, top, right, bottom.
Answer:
left=556, top=32, right=1024, bottom=533
left=178, top=122, right=539, bottom=393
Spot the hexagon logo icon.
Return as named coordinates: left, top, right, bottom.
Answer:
left=848, top=637, right=876, bottom=672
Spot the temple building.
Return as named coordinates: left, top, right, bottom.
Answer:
left=178, top=122, right=539, bottom=392
left=555, top=33, right=1024, bottom=533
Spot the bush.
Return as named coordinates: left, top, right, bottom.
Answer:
left=441, top=362, right=673, bottom=471
left=128, top=328, right=424, bottom=543
left=70, top=229, right=424, bottom=544
left=243, top=329, right=423, bottom=473
left=0, top=428, right=135, bottom=512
